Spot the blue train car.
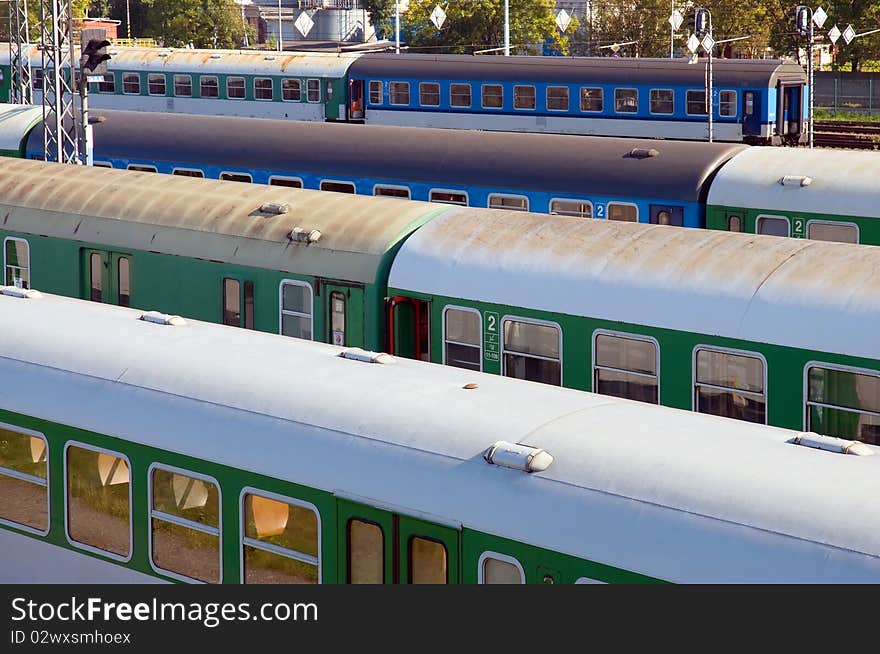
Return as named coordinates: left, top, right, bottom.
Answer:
left=25, top=110, right=747, bottom=228
left=348, top=54, right=808, bottom=144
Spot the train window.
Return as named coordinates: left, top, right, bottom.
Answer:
left=374, top=185, right=411, bottom=199
left=174, top=74, right=192, bottom=97
left=127, top=164, right=157, bottom=173
left=223, top=278, right=241, bottom=326
left=4, top=238, right=30, bottom=289
left=0, top=424, right=48, bottom=533
left=686, top=89, right=708, bottom=115
left=242, top=491, right=320, bottom=584
left=488, top=194, right=529, bottom=211
left=450, top=83, right=471, bottom=108
left=547, top=86, right=569, bottom=111
left=118, top=257, right=130, bottom=307
left=227, top=76, right=245, bottom=99
left=580, top=87, right=603, bottom=112
left=347, top=518, right=384, bottom=584
left=756, top=215, right=790, bottom=237
left=649, top=88, right=674, bottom=115
left=594, top=332, right=659, bottom=404
left=65, top=443, right=131, bottom=559
left=409, top=536, right=447, bottom=584
left=478, top=553, right=525, bottom=584
left=32, top=68, right=43, bottom=91
left=390, top=82, right=410, bottom=105
left=279, top=280, right=313, bottom=340
left=419, top=82, right=440, bottom=107
left=122, top=73, right=140, bottom=95
left=514, top=85, right=536, bottom=110
left=92, top=161, right=113, bottom=168
left=807, top=221, right=858, bottom=244
left=200, top=75, right=219, bottom=98
left=608, top=202, right=638, bottom=222
left=575, top=577, right=608, bottom=584
left=244, top=281, right=254, bottom=330
left=150, top=466, right=221, bottom=583
left=255, top=77, right=273, bottom=101
left=89, top=252, right=102, bottom=302
left=694, top=348, right=766, bottom=424
left=269, top=176, right=303, bottom=188
left=429, top=189, right=468, bottom=206
left=368, top=80, right=382, bottom=104
left=745, top=92, right=754, bottom=116
left=614, top=88, right=638, bottom=113
left=482, top=84, right=503, bottom=109
left=807, top=365, right=880, bottom=445
left=172, top=168, right=205, bottom=178
left=282, top=79, right=301, bottom=101
left=550, top=199, right=592, bottom=218
left=444, top=306, right=481, bottom=372
left=97, top=72, right=115, bottom=93
left=220, top=172, right=252, bottom=183
left=148, top=73, right=166, bottom=96
left=330, top=292, right=345, bottom=345
left=320, top=180, right=356, bottom=194
left=502, top=318, right=561, bottom=386
left=720, top=90, right=737, bottom=117
left=727, top=214, right=742, bottom=232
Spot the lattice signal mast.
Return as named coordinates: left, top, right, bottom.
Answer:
left=7, top=0, right=33, bottom=104
left=40, top=0, right=80, bottom=163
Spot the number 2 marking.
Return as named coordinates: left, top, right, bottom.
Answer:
left=487, top=314, right=497, bottom=332
left=596, top=204, right=606, bottom=219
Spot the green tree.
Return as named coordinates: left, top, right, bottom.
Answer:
left=403, top=0, right=573, bottom=55
left=363, top=0, right=396, bottom=39
left=821, top=0, right=880, bottom=72
left=145, top=0, right=254, bottom=49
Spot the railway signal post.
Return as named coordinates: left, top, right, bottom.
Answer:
left=79, top=29, right=111, bottom=166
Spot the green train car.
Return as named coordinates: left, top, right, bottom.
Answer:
left=1, top=157, right=879, bottom=445
left=1, top=290, right=878, bottom=583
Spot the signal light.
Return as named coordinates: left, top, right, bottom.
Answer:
left=81, top=38, right=112, bottom=74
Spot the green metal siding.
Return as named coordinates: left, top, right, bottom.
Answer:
left=706, top=204, right=880, bottom=245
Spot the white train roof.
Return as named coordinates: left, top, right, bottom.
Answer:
left=0, top=104, right=42, bottom=152
left=388, top=208, right=880, bottom=362
left=707, top=147, right=880, bottom=218
left=1, top=292, right=879, bottom=583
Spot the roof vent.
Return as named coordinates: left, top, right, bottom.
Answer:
left=484, top=441, right=553, bottom=473
left=626, top=147, right=659, bottom=159
left=264, top=55, right=276, bottom=61
left=463, top=383, right=479, bottom=390
left=210, top=54, right=222, bottom=59
left=288, top=227, right=322, bottom=244
left=157, top=52, right=169, bottom=58
left=791, top=432, right=873, bottom=456
left=780, top=175, right=813, bottom=187
left=260, top=201, right=290, bottom=215
left=0, top=286, right=43, bottom=299
left=139, top=311, right=187, bottom=326
left=338, top=348, right=395, bottom=364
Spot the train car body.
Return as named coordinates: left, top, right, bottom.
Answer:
left=34, top=109, right=746, bottom=228
left=1, top=291, right=879, bottom=584
left=705, top=147, right=880, bottom=244
left=0, top=103, right=41, bottom=157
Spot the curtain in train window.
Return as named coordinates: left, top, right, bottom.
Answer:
left=450, top=83, right=471, bottom=107
left=283, top=79, right=302, bottom=101
left=4, top=238, right=29, bottom=289
left=547, top=86, right=569, bottom=111
left=695, top=349, right=765, bottom=424
left=808, top=366, right=880, bottom=445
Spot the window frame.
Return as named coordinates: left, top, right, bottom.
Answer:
left=254, top=77, right=273, bottom=101
left=487, top=193, right=529, bottom=211
left=802, top=360, right=880, bottom=434
left=282, top=78, right=302, bottom=102
left=450, top=82, right=472, bottom=108
left=756, top=214, right=790, bottom=238
left=442, top=305, right=483, bottom=372
left=549, top=198, right=593, bottom=218
left=127, top=164, right=158, bottom=173
left=591, top=329, right=660, bottom=404
left=219, top=171, right=253, bottom=183
left=477, top=551, right=525, bottom=584
left=97, top=72, right=115, bottom=93
left=147, top=462, right=222, bottom=584
left=649, top=88, right=674, bottom=115
left=92, top=161, right=112, bottom=168
left=372, top=184, right=411, bottom=199
left=481, top=83, right=504, bottom=110
left=122, top=72, right=141, bottom=95
left=269, top=175, right=304, bottom=188
left=575, top=577, right=608, bottom=584
left=368, top=80, right=383, bottom=105
left=171, top=167, right=205, bottom=178
left=719, top=89, right=738, bottom=117
left=0, top=422, right=49, bottom=536
left=692, top=345, right=768, bottom=424
left=579, top=86, right=603, bottom=113
left=607, top=201, right=639, bottom=222
left=806, top=219, right=859, bottom=244
left=418, top=81, right=440, bottom=107
left=546, top=85, right=570, bottom=112
left=614, top=87, right=638, bottom=114
left=319, top=179, right=356, bottom=194
left=513, top=84, right=536, bottom=111
left=278, top=279, right=314, bottom=340
left=173, top=74, right=192, bottom=97
left=307, top=78, right=321, bottom=103
left=147, top=73, right=166, bottom=96
left=226, top=76, right=246, bottom=100
left=428, top=188, right=469, bottom=206
left=4, top=236, right=30, bottom=289
left=200, top=75, right=219, bottom=99
left=686, top=89, right=708, bottom=116
left=389, top=81, right=410, bottom=106
left=239, top=487, right=322, bottom=584
left=500, top=315, right=563, bottom=386
left=63, top=441, right=133, bottom=563
left=346, top=517, right=384, bottom=584
left=407, top=534, right=448, bottom=584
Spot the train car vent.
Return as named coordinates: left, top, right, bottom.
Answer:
left=791, top=432, right=873, bottom=456
left=139, top=311, right=187, bottom=326
left=288, top=227, right=322, bottom=244
left=264, top=56, right=276, bottom=61
left=780, top=175, right=813, bottom=187
left=0, top=286, right=43, bottom=299
left=338, top=348, right=396, bottom=364
left=210, top=54, right=222, bottom=59
left=626, top=147, right=659, bottom=159
left=484, top=441, right=553, bottom=473
left=260, top=201, right=290, bottom=215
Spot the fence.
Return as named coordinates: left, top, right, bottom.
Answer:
left=814, top=71, right=880, bottom=116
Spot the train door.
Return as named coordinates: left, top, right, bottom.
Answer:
left=349, top=79, right=364, bottom=121
left=337, top=499, right=460, bottom=584
left=81, top=249, right=132, bottom=307
left=776, top=82, right=804, bottom=141
left=222, top=277, right=255, bottom=329
left=387, top=296, right=430, bottom=361
left=649, top=205, right=683, bottom=227
left=322, top=282, right=364, bottom=348
left=742, top=91, right=761, bottom=137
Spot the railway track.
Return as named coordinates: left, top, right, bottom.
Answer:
left=813, top=120, right=880, bottom=150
